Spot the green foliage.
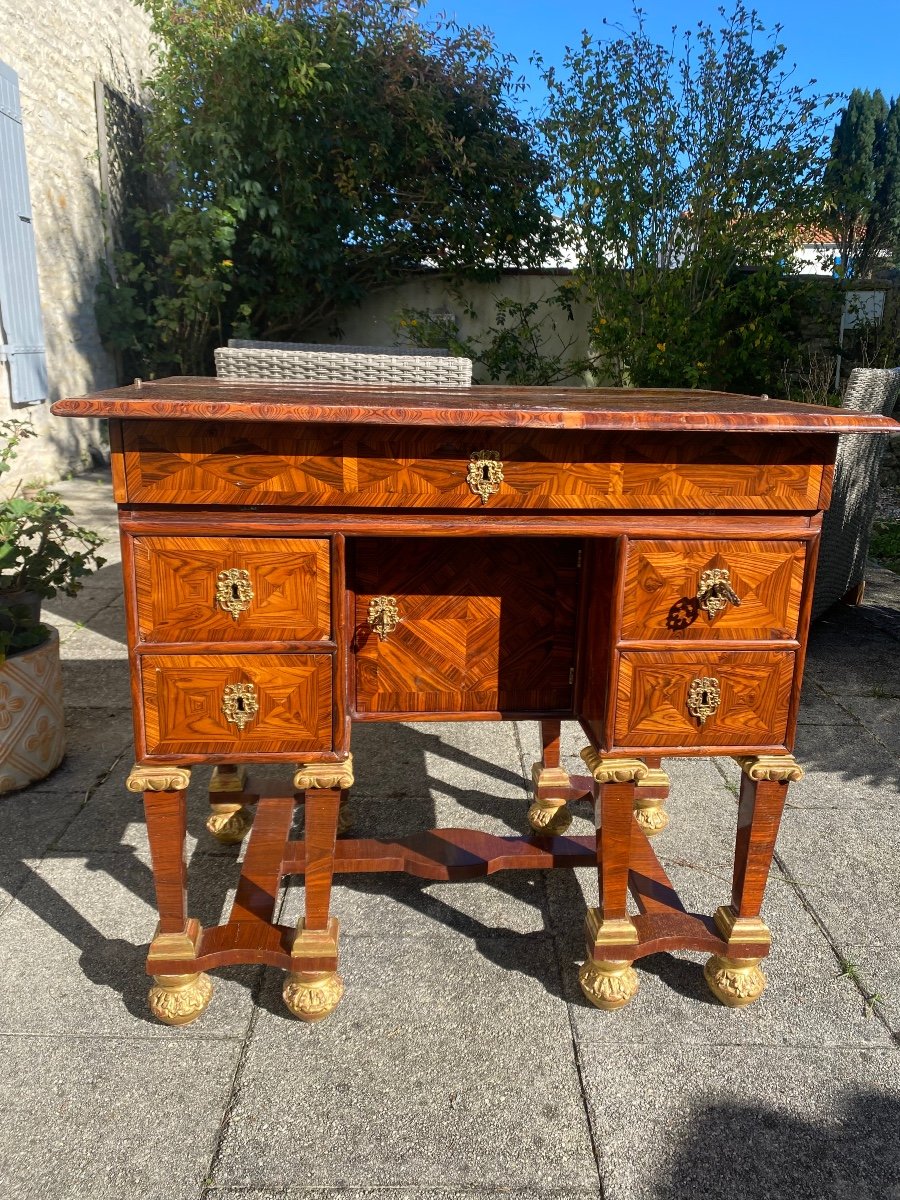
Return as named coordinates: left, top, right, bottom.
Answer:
left=824, top=89, right=900, bottom=279
left=0, top=422, right=106, bottom=659
left=870, top=518, right=900, bottom=573
left=97, top=0, right=557, bottom=377
left=537, top=3, right=832, bottom=391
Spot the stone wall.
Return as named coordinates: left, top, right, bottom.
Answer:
left=0, top=0, right=153, bottom=489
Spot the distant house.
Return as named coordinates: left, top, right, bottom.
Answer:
left=793, top=227, right=841, bottom=276
left=0, top=0, right=153, bottom=486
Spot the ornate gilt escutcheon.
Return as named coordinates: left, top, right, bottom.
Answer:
left=466, top=450, right=504, bottom=504
left=367, top=595, right=400, bottom=641
left=696, top=568, right=741, bottom=620
left=687, top=676, right=721, bottom=726
left=215, top=568, right=254, bottom=620
left=221, top=681, right=259, bottom=731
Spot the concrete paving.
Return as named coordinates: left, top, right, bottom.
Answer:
left=0, top=471, right=897, bottom=1199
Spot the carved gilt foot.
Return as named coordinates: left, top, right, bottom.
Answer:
left=283, top=970, right=344, bottom=1022
left=579, top=959, right=639, bottom=1011
left=703, top=955, right=766, bottom=1007
left=528, top=763, right=573, bottom=835
left=206, top=806, right=254, bottom=844
left=148, top=971, right=213, bottom=1026
left=633, top=765, right=671, bottom=836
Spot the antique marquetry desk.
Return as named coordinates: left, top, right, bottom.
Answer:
left=53, top=380, right=895, bottom=1024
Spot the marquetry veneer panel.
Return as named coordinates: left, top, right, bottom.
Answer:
left=353, top=538, right=578, bottom=713
left=620, top=539, right=807, bottom=641
left=140, top=653, right=332, bottom=756
left=122, top=421, right=826, bottom=511
left=613, top=650, right=794, bottom=749
left=133, top=536, right=331, bottom=643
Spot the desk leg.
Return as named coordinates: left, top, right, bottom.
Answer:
left=284, top=759, right=353, bottom=1021
left=704, top=754, right=803, bottom=1007
left=128, top=765, right=213, bottom=1026
left=577, top=752, right=645, bottom=1010
left=206, top=764, right=254, bottom=844
left=528, top=719, right=573, bottom=835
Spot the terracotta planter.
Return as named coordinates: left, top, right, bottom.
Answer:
left=0, top=626, right=65, bottom=793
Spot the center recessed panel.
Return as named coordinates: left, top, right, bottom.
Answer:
left=352, top=538, right=579, bottom=715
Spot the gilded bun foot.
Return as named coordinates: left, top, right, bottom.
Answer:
left=148, top=971, right=213, bottom=1026
left=633, top=798, right=669, bottom=837
left=579, top=959, right=639, bottom=1011
left=337, top=804, right=353, bottom=836
left=283, top=970, right=344, bottom=1022
left=527, top=797, right=573, bottom=836
left=704, top=955, right=766, bottom=1007
left=206, top=806, right=254, bottom=844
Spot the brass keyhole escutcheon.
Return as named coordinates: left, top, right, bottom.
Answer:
left=367, top=596, right=400, bottom=641
left=467, top=450, right=504, bottom=504
left=222, top=682, right=259, bottom=731
left=687, top=676, right=721, bottom=726
left=697, top=568, right=741, bottom=620
left=216, top=568, right=254, bottom=621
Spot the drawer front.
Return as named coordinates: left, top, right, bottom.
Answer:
left=133, top=536, right=330, bottom=643
left=122, top=421, right=826, bottom=512
left=614, top=650, right=794, bottom=748
left=353, top=538, right=578, bottom=714
left=140, top=653, right=332, bottom=755
left=621, top=539, right=807, bottom=641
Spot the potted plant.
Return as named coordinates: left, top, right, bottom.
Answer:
left=0, top=419, right=105, bottom=792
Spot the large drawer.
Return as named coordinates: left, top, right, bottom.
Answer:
left=132, top=536, right=331, bottom=643
left=122, top=421, right=827, bottom=512
left=139, top=653, right=332, bottom=756
left=620, top=539, right=807, bottom=641
left=613, top=649, right=795, bottom=749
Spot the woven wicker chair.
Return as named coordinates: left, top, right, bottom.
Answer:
left=812, top=366, right=900, bottom=619
left=215, top=344, right=470, bottom=386
left=228, top=338, right=449, bottom=357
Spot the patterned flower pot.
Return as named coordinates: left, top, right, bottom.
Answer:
left=0, top=626, right=65, bottom=793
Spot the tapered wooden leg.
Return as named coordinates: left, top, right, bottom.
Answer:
left=633, top=754, right=671, bottom=837
left=284, top=759, right=353, bottom=1021
left=704, top=754, right=803, bottom=1007
left=127, top=765, right=213, bottom=1026
left=528, top=718, right=573, bottom=835
left=206, top=764, right=254, bottom=844
left=577, top=751, right=647, bottom=1010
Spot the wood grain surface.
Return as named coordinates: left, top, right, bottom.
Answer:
left=140, top=652, right=332, bottom=756
left=53, top=377, right=899, bottom=434
left=132, top=535, right=331, bottom=643
left=620, top=538, right=807, bottom=641
left=352, top=538, right=578, bottom=713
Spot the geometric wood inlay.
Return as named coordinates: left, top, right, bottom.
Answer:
left=133, top=536, right=330, bottom=643
left=353, top=538, right=579, bottom=713
left=621, top=539, right=807, bottom=641
left=614, top=649, right=795, bottom=748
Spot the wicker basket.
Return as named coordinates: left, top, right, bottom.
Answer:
left=228, top=339, right=449, bottom=357
left=215, top=346, right=471, bottom=387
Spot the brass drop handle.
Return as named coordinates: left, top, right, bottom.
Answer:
left=216, top=568, right=254, bottom=620
left=467, top=450, right=504, bottom=503
left=222, top=682, right=259, bottom=731
left=687, top=677, right=721, bottom=726
left=367, top=596, right=400, bottom=640
left=696, top=568, right=741, bottom=620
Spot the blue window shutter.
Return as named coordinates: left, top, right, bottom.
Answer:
left=0, top=60, right=47, bottom=405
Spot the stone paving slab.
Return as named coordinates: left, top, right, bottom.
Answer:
left=0, top=1034, right=240, bottom=1200
left=581, top=1045, right=900, bottom=1200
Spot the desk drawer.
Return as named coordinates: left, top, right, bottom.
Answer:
left=133, top=537, right=331, bottom=643
left=140, top=653, right=332, bottom=755
left=614, top=650, right=794, bottom=749
left=122, top=422, right=826, bottom=512
left=621, top=539, right=807, bottom=641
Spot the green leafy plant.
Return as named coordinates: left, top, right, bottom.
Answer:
left=870, top=518, right=900, bottom=574
left=0, top=421, right=106, bottom=660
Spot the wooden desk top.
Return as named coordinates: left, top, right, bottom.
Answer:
left=53, top=377, right=897, bottom=434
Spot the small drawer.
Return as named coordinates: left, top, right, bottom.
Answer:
left=620, top=540, right=807, bottom=641
left=133, top=537, right=330, bottom=643
left=140, top=653, right=332, bottom=756
left=614, top=650, right=794, bottom=749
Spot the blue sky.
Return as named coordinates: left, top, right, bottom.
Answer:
left=422, top=0, right=900, bottom=118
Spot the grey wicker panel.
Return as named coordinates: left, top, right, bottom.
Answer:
left=215, top=346, right=471, bottom=387
left=228, top=339, right=448, bottom=356
left=812, top=366, right=900, bottom=619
